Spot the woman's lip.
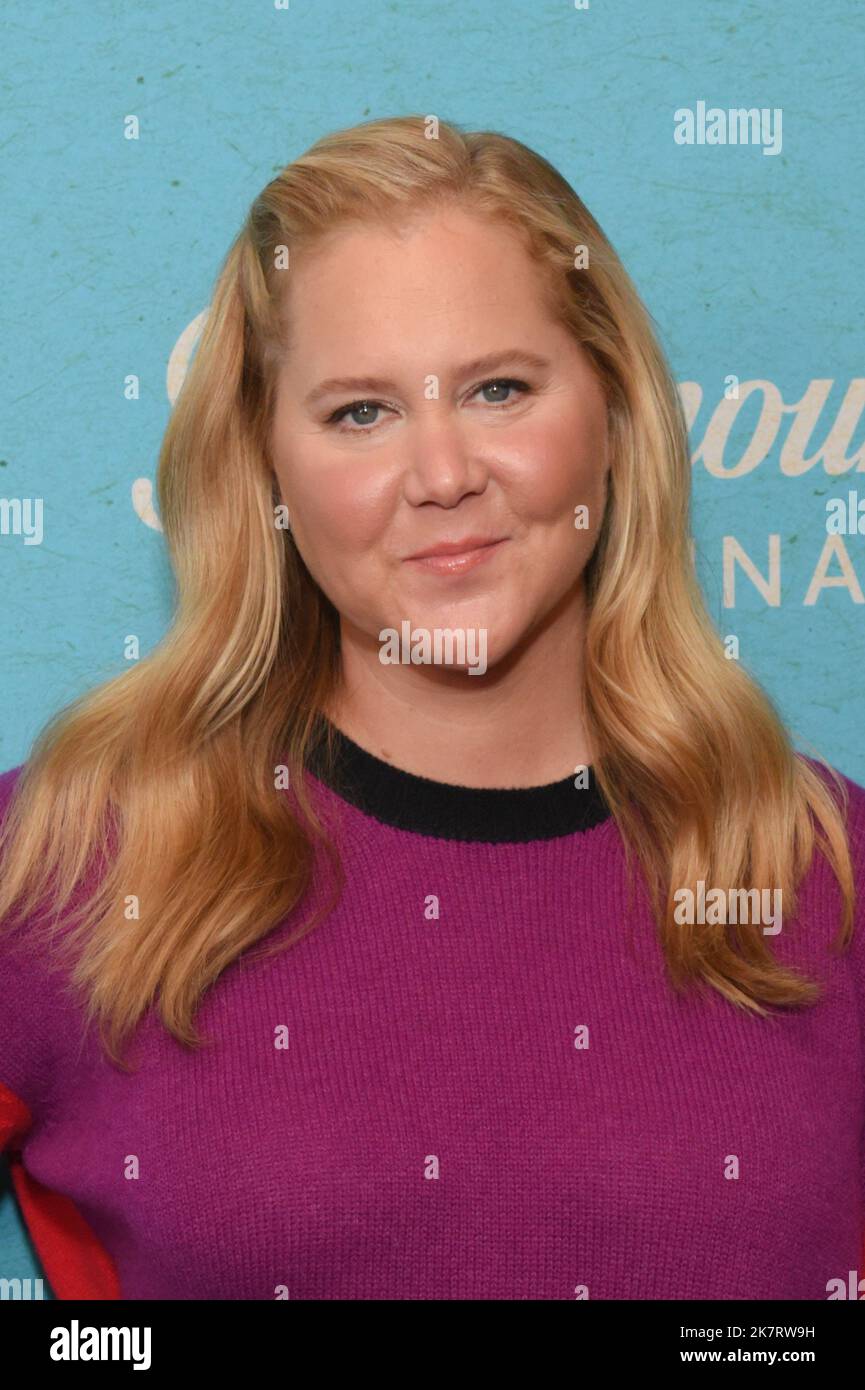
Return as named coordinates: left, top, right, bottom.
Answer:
left=405, top=538, right=508, bottom=574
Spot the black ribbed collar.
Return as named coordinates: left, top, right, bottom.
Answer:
left=305, top=719, right=612, bottom=843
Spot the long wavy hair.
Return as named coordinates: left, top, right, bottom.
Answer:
left=0, top=114, right=855, bottom=1070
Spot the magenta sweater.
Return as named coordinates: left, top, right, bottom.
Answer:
left=1, top=728, right=864, bottom=1300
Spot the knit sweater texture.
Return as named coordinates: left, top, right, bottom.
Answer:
left=1, top=732, right=864, bottom=1300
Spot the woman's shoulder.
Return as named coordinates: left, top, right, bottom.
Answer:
left=840, top=768, right=865, bottom=849
left=794, top=755, right=865, bottom=993
left=801, top=753, right=865, bottom=854
left=798, top=757, right=865, bottom=927
left=847, top=773, right=865, bottom=824
left=0, top=759, right=78, bottom=1130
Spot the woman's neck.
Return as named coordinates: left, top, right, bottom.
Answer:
left=326, top=587, right=593, bottom=790
left=306, top=716, right=611, bottom=842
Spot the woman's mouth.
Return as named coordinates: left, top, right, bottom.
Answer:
left=404, top=537, right=509, bottom=575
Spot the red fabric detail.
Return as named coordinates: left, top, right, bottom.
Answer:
left=0, top=1081, right=31, bottom=1148
left=1, top=1079, right=120, bottom=1299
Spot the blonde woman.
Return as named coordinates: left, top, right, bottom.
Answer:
left=1, top=115, right=863, bottom=1302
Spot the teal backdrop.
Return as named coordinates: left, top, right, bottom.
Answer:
left=1, top=0, right=863, bottom=1293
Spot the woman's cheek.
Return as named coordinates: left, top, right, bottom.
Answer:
left=499, top=417, right=596, bottom=511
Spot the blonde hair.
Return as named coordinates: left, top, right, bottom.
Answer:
left=0, top=115, right=854, bottom=1069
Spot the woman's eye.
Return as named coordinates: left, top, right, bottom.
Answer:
left=476, top=377, right=529, bottom=405
left=328, top=400, right=383, bottom=430
left=325, top=378, right=530, bottom=432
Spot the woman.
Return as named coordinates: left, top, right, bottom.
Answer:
left=1, top=114, right=863, bottom=1302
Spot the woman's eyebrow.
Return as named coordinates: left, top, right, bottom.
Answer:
left=302, top=349, right=552, bottom=409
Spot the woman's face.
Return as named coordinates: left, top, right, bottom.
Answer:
left=269, top=204, right=609, bottom=676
